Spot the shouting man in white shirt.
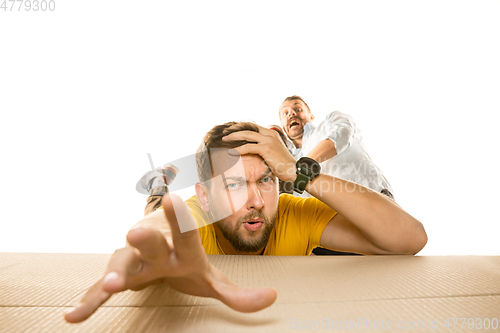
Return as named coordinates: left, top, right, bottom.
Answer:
left=278, top=95, right=394, bottom=200
left=277, top=95, right=394, bottom=255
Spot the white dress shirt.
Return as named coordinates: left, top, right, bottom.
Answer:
left=288, top=111, right=393, bottom=197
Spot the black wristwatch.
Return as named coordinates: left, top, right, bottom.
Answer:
left=292, top=157, right=321, bottom=194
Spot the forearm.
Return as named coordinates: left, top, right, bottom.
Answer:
left=306, top=175, right=427, bottom=254
left=306, top=139, right=337, bottom=163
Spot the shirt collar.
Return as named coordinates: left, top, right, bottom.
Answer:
left=303, top=122, right=315, bottom=136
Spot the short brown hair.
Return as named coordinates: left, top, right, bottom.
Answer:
left=196, top=122, right=259, bottom=184
left=281, top=95, right=311, bottom=112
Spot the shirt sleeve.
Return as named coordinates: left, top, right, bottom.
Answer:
left=156, top=196, right=212, bottom=229
left=184, top=195, right=212, bottom=229
left=286, top=195, right=338, bottom=249
left=321, top=111, right=356, bottom=156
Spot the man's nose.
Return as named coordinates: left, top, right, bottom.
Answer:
left=246, top=184, right=264, bottom=211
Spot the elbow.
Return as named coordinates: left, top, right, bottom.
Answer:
left=386, top=220, right=428, bottom=255
left=416, top=227, right=428, bottom=254
left=405, top=223, right=428, bottom=255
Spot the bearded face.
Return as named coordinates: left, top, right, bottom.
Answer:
left=214, top=206, right=276, bottom=253
left=205, top=153, right=279, bottom=253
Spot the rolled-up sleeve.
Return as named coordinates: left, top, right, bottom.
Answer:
left=322, top=111, right=355, bottom=155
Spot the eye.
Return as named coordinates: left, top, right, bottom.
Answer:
left=260, top=176, right=274, bottom=184
left=226, top=182, right=242, bottom=190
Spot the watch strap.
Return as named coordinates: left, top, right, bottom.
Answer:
left=292, top=157, right=321, bottom=194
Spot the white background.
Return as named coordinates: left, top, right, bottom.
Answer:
left=1, top=0, right=499, bottom=255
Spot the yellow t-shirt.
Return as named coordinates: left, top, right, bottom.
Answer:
left=185, top=193, right=337, bottom=256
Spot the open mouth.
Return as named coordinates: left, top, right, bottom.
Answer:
left=289, top=120, right=300, bottom=129
left=243, top=218, right=264, bottom=231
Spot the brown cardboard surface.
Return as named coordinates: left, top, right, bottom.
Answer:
left=0, top=253, right=499, bottom=332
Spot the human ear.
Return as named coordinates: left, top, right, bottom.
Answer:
left=195, top=183, right=211, bottom=212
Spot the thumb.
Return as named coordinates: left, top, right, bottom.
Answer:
left=216, top=283, right=277, bottom=313
left=210, top=268, right=277, bottom=312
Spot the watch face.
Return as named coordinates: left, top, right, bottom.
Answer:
left=298, top=157, right=321, bottom=176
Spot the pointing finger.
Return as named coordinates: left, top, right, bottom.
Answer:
left=65, top=246, right=144, bottom=323
left=228, top=145, right=255, bottom=156
left=64, top=279, right=111, bottom=323
left=161, top=194, right=205, bottom=259
left=222, top=130, right=265, bottom=144
left=103, top=247, right=143, bottom=293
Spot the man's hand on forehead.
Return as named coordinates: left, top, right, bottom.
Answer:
left=222, top=124, right=297, bottom=183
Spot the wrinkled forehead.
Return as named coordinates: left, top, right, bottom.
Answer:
left=209, top=149, right=243, bottom=177
left=280, top=99, right=307, bottom=113
left=210, top=150, right=266, bottom=178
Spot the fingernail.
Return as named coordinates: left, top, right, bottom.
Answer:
left=103, top=272, right=119, bottom=285
left=228, top=149, right=239, bottom=155
left=222, top=136, right=228, bottom=141
left=65, top=302, right=81, bottom=314
left=65, top=307, right=76, bottom=315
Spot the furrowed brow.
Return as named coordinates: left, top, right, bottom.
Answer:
left=259, top=167, right=274, bottom=180
left=224, top=176, right=246, bottom=182
left=224, top=167, right=273, bottom=184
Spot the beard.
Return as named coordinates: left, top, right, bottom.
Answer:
left=215, top=209, right=276, bottom=253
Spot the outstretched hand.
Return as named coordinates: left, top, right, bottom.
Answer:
left=65, top=194, right=277, bottom=323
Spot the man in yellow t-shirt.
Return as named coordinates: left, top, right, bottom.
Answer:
left=186, top=194, right=336, bottom=256
left=65, top=121, right=427, bottom=324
